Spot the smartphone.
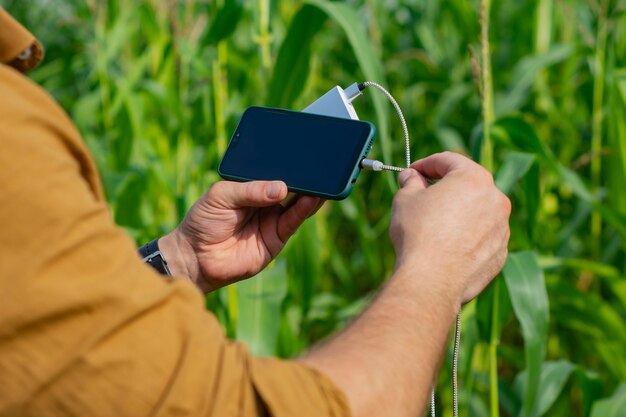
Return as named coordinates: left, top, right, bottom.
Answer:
left=218, top=106, right=376, bottom=200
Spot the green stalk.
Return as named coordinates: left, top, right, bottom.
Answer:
left=591, top=1, right=609, bottom=258
left=480, top=0, right=494, bottom=172
left=535, top=0, right=553, bottom=54
left=258, top=0, right=272, bottom=69
left=94, top=3, right=111, bottom=131
left=557, top=3, right=577, bottom=154
left=489, top=279, right=501, bottom=417
left=210, top=0, right=229, bottom=156
left=534, top=0, right=554, bottom=113
left=480, top=0, right=498, bottom=415
left=177, top=15, right=191, bottom=198
left=212, top=42, right=229, bottom=155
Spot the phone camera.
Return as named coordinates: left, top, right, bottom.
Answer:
left=233, top=133, right=241, bottom=143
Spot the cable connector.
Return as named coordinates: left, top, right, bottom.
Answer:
left=360, top=158, right=404, bottom=173
left=360, top=158, right=384, bottom=171
left=343, top=82, right=363, bottom=103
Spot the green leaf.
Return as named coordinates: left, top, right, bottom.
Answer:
left=607, top=69, right=626, bottom=214
left=556, top=164, right=594, bottom=202
left=522, top=161, right=540, bottom=241
left=285, top=218, right=321, bottom=316
left=108, top=52, right=151, bottom=120
left=495, top=151, right=535, bottom=195
left=306, top=0, right=384, bottom=95
left=101, top=7, right=134, bottom=64
left=497, top=44, right=574, bottom=115
left=112, top=170, right=146, bottom=228
left=590, top=384, right=626, bottom=417
left=495, top=116, right=626, bottom=238
left=495, top=116, right=547, bottom=158
left=538, top=255, right=623, bottom=281
left=236, top=261, right=288, bottom=356
left=435, top=126, right=468, bottom=153
left=549, top=280, right=626, bottom=380
left=514, top=360, right=576, bottom=416
left=203, top=0, right=244, bottom=46
left=592, top=203, right=626, bottom=238
left=575, top=368, right=604, bottom=417
left=475, top=278, right=511, bottom=343
left=266, top=5, right=327, bottom=108
left=433, top=83, right=473, bottom=128
left=554, top=164, right=626, bottom=237
left=503, top=251, right=549, bottom=417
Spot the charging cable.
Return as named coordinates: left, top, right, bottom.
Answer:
left=353, top=81, right=462, bottom=417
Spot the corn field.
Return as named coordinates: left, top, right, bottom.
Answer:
left=7, top=0, right=626, bottom=415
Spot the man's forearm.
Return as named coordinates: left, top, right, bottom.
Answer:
left=300, top=263, right=461, bottom=417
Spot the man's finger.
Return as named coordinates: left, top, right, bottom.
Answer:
left=411, top=151, right=476, bottom=180
left=209, top=180, right=288, bottom=209
left=311, top=198, right=326, bottom=217
left=277, top=196, right=321, bottom=243
left=398, top=168, right=429, bottom=190
left=279, top=192, right=299, bottom=208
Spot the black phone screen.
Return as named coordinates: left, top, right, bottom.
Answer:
left=218, top=106, right=374, bottom=197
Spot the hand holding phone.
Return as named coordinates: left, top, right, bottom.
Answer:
left=218, top=106, right=376, bottom=200
left=160, top=178, right=324, bottom=292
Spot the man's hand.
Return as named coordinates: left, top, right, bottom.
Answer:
left=301, top=151, right=510, bottom=417
left=391, top=151, right=511, bottom=305
left=159, top=180, right=323, bottom=292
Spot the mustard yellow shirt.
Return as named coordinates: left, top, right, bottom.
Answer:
left=0, top=9, right=349, bottom=416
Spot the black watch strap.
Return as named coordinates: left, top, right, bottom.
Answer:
left=138, top=239, right=172, bottom=276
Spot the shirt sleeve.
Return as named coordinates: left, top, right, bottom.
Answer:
left=0, top=64, right=350, bottom=417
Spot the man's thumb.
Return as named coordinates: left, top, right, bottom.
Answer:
left=398, top=168, right=427, bottom=190
left=209, top=180, right=288, bottom=208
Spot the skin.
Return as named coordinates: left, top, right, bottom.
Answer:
left=159, top=181, right=324, bottom=292
left=160, top=151, right=511, bottom=416
left=301, top=152, right=510, bottom=416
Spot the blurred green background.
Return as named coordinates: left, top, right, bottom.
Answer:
left=6, top=0, right=626, bottom=415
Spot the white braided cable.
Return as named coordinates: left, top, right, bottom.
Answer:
left=359, top=81, right=411, bottom=168
left=431, top=390, right=437, bottom=417
left=380, top=164, right=404, bottom=172
left=453, top=313, right=462, bottom=417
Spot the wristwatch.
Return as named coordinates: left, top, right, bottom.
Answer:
left=138, top=239, right=172, bottom=276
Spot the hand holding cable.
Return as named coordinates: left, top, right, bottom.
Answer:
left=355, top=81, right=478, bottom=417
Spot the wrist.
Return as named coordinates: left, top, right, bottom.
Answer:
left=391, top=257, right=463, bottom=316
left=158, top=230, right=197, bottom=281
